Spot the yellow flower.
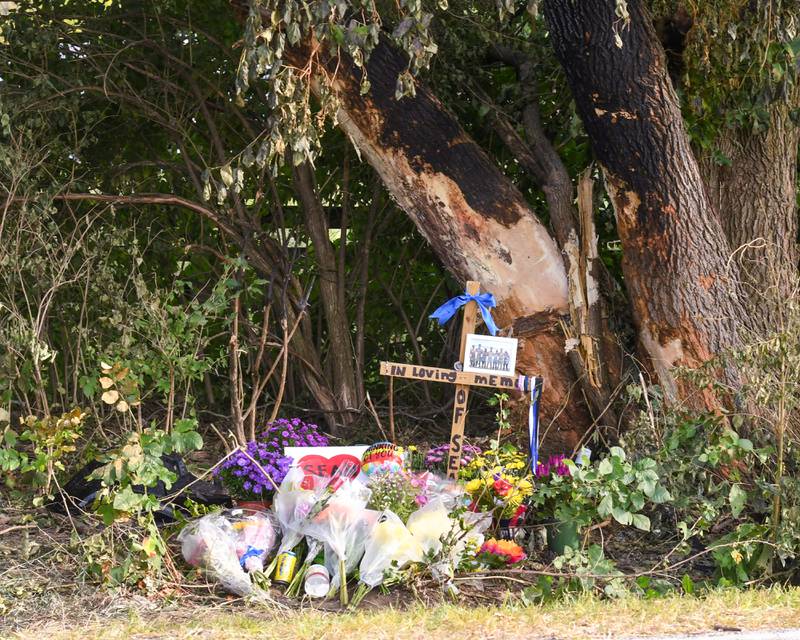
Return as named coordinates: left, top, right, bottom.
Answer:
left=505, top=489, right=523, bottom=508
left=465, top=479, right=482, bottom=493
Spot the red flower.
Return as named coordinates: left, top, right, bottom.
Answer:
left=493, top=478, right=512, bottom=497
left=508, top=504, right=527, bottom=528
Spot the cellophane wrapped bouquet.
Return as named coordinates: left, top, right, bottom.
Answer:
left=264, top=466, right=333, bottom=581
left=350, top=511, right=424, bottom=607
left=178, top=509, right=279, bottom=596
left=303, top=475, right=376, bottom=605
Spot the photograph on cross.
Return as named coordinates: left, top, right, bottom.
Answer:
left=463, top=334, right=518, bottom=377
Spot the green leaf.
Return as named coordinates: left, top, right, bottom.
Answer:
left=3, top=428, right=17, bottom=446
left=681, top=574, right=695, bottom=595
left=612, top=506, right=632, bottom=526
left=96, top=500, right=117, bottom=526
left=598, top=493, right=613, bottom=517
left=729, top=484, right=747, bottom=518
left=112, top=485, right=145, bottom=512
left=631, top=513, right=651, bottom=531
left=609, top=446, right=626, bottom=461
left=598, top=458, right=613, bottom=475
left=650, top=485, right=672, bottom=504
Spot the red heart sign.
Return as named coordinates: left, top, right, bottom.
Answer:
left=297, top=453, right=362, bottom=479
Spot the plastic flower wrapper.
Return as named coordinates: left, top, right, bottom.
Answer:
left=178, top=513, right=253, bottom=596
left=406, top=497, right=453, bottom=556
left=303, top=477, right=373, bottom=605
left=422, top=473, right=467, bottom=511
left=228, top=509, right=280, bottom=573
left=350, top=511, right=424, bottom=608
left=409, top=501, right=491, bottom=592
left=264, top=466, right=331, bottom=579
left=322, top=508, right=380, bottom=593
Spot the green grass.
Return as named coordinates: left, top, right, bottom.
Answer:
left=16, top=587, right=800, bottom=640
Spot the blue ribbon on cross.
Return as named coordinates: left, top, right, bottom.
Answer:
left=428, top=291, right=499, bottom=336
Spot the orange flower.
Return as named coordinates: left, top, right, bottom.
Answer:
left=480, top=538, right=526, bottom=564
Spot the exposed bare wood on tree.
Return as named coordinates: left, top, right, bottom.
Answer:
left=481, top=48, right=618, bottom=427
left=544, top=0, right=744, bottom=407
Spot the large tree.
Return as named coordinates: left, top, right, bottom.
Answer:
left=4, top=0, right=798, bottom=445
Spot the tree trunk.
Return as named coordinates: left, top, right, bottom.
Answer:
left=544, top=0, right=744, bottom=407
left=293, top=162, right=360, bottom=422
left=282, top=38, right=591, bottom=450
left=698, top=95, right=800, bottom=332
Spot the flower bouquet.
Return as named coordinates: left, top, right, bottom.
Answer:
left=215, top=441, right=289, bottom=507
left=366, top=470, right=428, bottom=523
left=350, top=511, right=424, bottom=608
left=215, top=418, right=328, bottom=507
left=407, top=498, right=491, bottom=589
left=303, top=477, right=374, bottom=605
left=476, top=537, right=526, bottom=568
left=406, top=497, right=453, bottom=556
left=464, top=472, right=533, bottom=521
left=263, top=465, right=333, bottom=582
left=423, top=442, right=482, bottom=475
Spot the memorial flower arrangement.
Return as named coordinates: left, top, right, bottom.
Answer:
left=462, top=443, right=533, bottom=520
left=464, top=472, right=533, bottom=520
left=215, top=441, right=289, bottom=501
left=477, top=538, right=526, bottom=568
left=214, top=419, right=329, bottom=501
left=530, top=453, right=581, bottom=525
left=260, top=417, right=329, bottom=450
left=366, top=470, right=428, bottom=523
left=192, top=435, right=543, bottom=606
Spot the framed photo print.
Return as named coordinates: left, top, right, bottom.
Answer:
left=463, top=334, right=518, bottom=376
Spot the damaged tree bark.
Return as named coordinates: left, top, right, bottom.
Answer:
left=544, top=0, right=744, bottom=407
left=482, top=46, right=619, bottom=429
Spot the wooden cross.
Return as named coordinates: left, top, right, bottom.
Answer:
left=380, top=281, right=517, bottom=479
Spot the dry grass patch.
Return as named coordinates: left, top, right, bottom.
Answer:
left=13, top=587, right=800, bottom=640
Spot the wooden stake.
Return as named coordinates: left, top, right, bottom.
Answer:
left=388, top=375, right=396, bottom=444
left=446, top=281, right=480, bottom=478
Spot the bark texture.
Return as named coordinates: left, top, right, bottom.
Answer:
left=293, top=162, right=360, bottom=420
left=544, top=0, right=744, bottom=406
left=284, top=37, right=591, bottom=449
left=698, top=96, right=800, bottom=330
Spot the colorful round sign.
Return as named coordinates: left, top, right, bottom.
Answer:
left=361, top=442, right=404, bottom=476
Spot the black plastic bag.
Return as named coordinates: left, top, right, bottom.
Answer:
left=49, top=453, right=230, bottom=523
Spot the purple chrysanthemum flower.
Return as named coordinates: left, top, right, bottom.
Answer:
left=216, top=417, right=330, bottom=500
